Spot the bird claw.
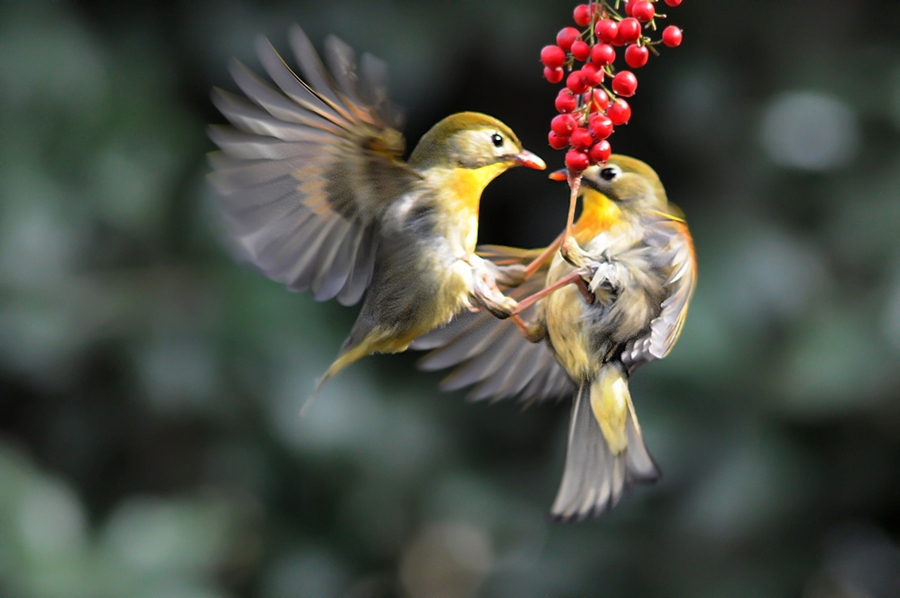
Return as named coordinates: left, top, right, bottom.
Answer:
left=472, top=267, right=517, bottom=319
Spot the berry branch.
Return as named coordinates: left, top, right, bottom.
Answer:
left=540, top=0, right=683, bottom=174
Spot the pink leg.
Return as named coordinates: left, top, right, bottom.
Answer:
left=560, top=172, right=582, bottom=260
left=510, top=270, right=587, bottom=315
left=522, top=233, right=563, bottom=281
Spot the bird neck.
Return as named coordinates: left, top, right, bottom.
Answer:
left=572, top=192, right=623, bottom=245
left=434, top=163, right=510, bottom=216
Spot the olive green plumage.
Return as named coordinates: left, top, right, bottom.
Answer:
left=208, top=26, right=544, bottom=394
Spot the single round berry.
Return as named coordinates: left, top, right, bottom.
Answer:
left=573, top=4, right=592, bottom=27
left=548, top=131, right=570, bottom=150
left=544, top=66, right=564, bottom=83
left=589, top=139, right=612, bottom=164
left=551, top=113, right=577, bottom=137
left=589, top=88, right=610, bottom=113
left=608, top=98, right=632, bottom=125
left=624, top=44, right=649, bottom=68
left=570, top=127, right=594, bottom=150
left=555, top=90, right=578, bottom=113
left=665, top=0, right=682, bottom=6
left=566, top=70, right=588, bottom=94
left=591, top=43, right=616, bottom=66
left=662, top=26, right=683, bottom=47
left=624, top=0, right=638, bottom=16
left=612, top=70, right=638, bottom=97
left=617, top=18, right=642, bottom=43
left=540, top=45, right=566, bottom=69
left=589, top=114, right=614, bottom=139
left=556, top=27, right=580, bottom=52
left=581, top=62, right=604, bottom=86
left=571, top=40, right=591, bottom=62
left=631, top=1, right=655, bottom=23
left=565, top=148, right=590, bottom=172
left=595, top=19, right=618, bottom=43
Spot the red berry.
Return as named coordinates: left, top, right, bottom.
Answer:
left=548, top=131, right=570, bottom=150
left=555, top=90, right=578, bottom=113
left=541, top=45, right=566, bottom=69
left=551, top=113, right=577, bottom=136
left=556, top=27, right=580, bottom=52
left=589, top=88, right=610, bottom=112
left=595, top=19, right=618, bottom=43
left=570, top=127, right=594, bottom=150
left=591, top=43, right=616, bottom=66
left=565, top=148, right=590, bottom=172
left=589, top=114, right=614, bottom=139
left=573, top=4, right=592, bottom=27
left=624, top=0, right=638, bottom=16
left=581, top=62, right=604, bottom=86
left=566, top=70, right=588, bottom=94
left=589, top=140, right=612, bottom=164
left=624, top=44, right=649, bottom=68
left=631, top=1, right=655, bottom=23
left=662, top=26, right=683, bottom=47
left=612, top=70, right=638, bottom=96
left=617, top=18, right=642, bottom=43
left=544, top=66, right=564, bottom=83
left=608, top=98, right=632, bottom=125
left=665, top=0, right=682, bottom=6
left=571, top=40, right=591, bottom=62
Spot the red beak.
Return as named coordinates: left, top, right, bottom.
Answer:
left=515, top=150, right=546, bottom=170
left=548, top=169, right=567, bottom=182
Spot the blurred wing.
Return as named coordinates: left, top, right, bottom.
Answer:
left=413, top=245, right=573, bottom=404
left=208, top=26, right=421, bottom=305
left=621, top=212, right=696, bottom=373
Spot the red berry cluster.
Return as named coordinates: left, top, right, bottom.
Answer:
left=541, top=0, right=683, bottom=173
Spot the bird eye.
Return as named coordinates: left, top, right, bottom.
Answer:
left=490, top=133, right=504, bottom=148
left=600, top=167, right=618, bottom=181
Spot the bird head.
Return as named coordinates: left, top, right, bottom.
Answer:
left=579, top=155, right=667, bottom=210
left=550, top=155, right=667, bottom=209
left=408, top=112, right=545, bottom=172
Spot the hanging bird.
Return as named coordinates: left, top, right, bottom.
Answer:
left=414, top=156, right=696, bottom=520
left=207, top=26, right=545, bottom=391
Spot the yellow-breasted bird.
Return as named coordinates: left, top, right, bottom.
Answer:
left=414, top=156, right=696, bottom=520
left=207, top=26, right=545, bottom=391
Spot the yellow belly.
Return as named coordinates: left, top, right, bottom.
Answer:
left=544, top=261, right=595, bottom=382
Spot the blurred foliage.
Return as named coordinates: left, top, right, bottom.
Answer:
left=1, top=0, right=900, bottom=597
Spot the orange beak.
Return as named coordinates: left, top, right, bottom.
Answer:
left=548, top=168, right=567, bottom=182
left=515, top=150, right=546, bottom=170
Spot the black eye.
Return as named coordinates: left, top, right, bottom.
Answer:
left=600, top=167, right=617, bottom=181
left=490, top=133, right=504, bottom=148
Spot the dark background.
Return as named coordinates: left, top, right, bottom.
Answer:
left=2, top=0, right=900, bottom=597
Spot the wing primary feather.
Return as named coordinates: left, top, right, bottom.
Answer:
left=255, top=38, right=357, bottom=127
left=286, top=25, right=358, bottom=122
left=229, top=58, right=345, bottom=131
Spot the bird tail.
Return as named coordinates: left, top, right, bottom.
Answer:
left=301, top=337, right=371, bottom=416
left=550, top=363, right=660, bottom=521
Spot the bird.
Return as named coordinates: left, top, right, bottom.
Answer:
left=414, top=156, right=696, bottom=520
left=207, top=25, right=546, bottom=393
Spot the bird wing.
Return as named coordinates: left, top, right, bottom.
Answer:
left=208, top=25, right=422, bottom=306
left=621, top=211, right=696, bottom=373
left=413, top=244, right=574, bottom=404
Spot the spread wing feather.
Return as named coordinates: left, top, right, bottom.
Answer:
left=621, top=213, right=696, bottom=373
left=208, top=25, right=419, bottom=305
left=414, top=245, right=573, bottom=404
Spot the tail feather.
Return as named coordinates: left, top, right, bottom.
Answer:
left=550, top=367, right=660, bottom=521
left=301, top=329, right=375, bottom=416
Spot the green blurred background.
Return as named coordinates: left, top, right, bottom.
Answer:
left=2, top=0, right=900, bottom=596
